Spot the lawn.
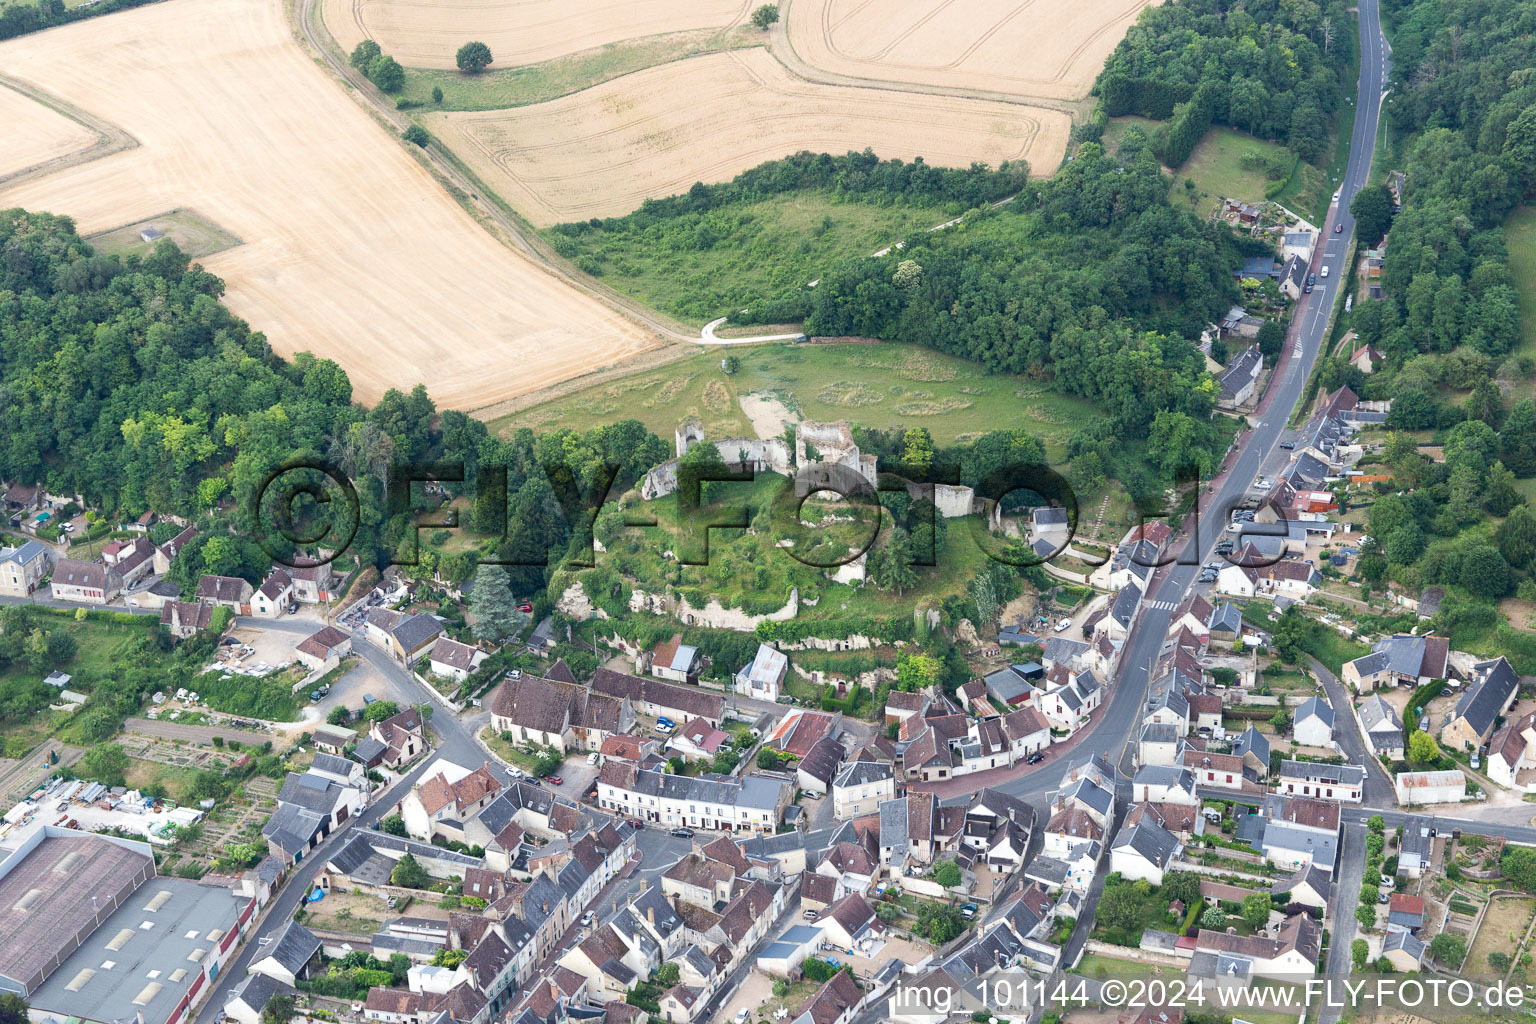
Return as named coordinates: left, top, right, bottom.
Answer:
left=546, top=190, right=952, bottom=326
left=492, top=342, right=1103, bottom=456
left=84, top=209, right=241, bottom=261
left=398, top=28, right=759, bottom=110
left=1506, top=206, right=1536, bottom=373
left=1073, top=954, right=1147, bottom=977
left=1169, top=127, right=1299, bottom=215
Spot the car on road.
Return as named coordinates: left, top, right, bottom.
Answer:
left=580, top=911, right=594, bottom=927
left=1280, top=440, right=1296, bottom=449
left=1026, top=752, right=1044, bottom=765
left=1335, top=223, right=1344, bottom=233
left=543, top=774, right=563, bottom=785
left=670, top=827, right=695, bottom=838
left=1320, top=266, right=1330, bottom=278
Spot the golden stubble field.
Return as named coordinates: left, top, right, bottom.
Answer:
left=0, top=83, right=98, bottom=181
left=426, top=47, right=1068, bottom=226
left=322, top=0, right=750, bottom=69
left=786, top=0, right=1156, bottom=101
left=0, top=0, right=658, bottom=409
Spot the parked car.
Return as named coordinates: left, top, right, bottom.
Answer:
left=518, top=603, right=533, bottom=612
left=1379, top=874, right=1394, bottom=888
left=735, top=1011, right=751, bottom=1024
left=586, top=752, right=599, bottom=766
left=1378, top=892, right=1390, bottom=904
left=670, top=827, right=695, bottom=838
left=1471, top=752, right=1481, bottom=770
left=803, top=908, right=819, bottom=921
left=543, top=774, right=563, bottom=785
left=580, top=911, right=595, bottom=927
left=1026, top=752, right=1045, bottom=765
left=1280, top=440, right=1296, bottom=449
left=1054, top=618, right=1071, bottom=632
left=960, top=903, right=979, bottom=920
left=1332, top=191, right=1341, bottom=202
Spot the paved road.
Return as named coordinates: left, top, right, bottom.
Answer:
left=991, top=0, right=1391, bottom=820
left=1311, top=658, right=1396, bottom=807
left=192, top=752, right=446, bottom=1024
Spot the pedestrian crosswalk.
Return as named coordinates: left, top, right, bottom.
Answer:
left=1147, top=599, right=1178, bottom=611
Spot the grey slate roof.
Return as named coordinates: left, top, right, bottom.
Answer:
left=391, top=612, right=445, bottom=652
left=1453, top=657, right=1520, bottom=737
left=1209, top=600, right=1243, bottom=635
left=1295, top=696, right=1334, bottom=729
left=1111, top=819, right=1180, bottom=869
left=260, top=920, right=322, bottom=974
left=1110, top=582, right=1141, bottom=627
left=1359, top=695, right=1402, bottom=736
left=1263, top=821, right=1338, bottom=873
left=1233, top=725, right=1271, bottom=765
left=833, top=759, right=893, bottom=789
left=878, top=796, right=909, bottom=854
left=277, top=771, right=345, bottom=814
left=262, top=802, right=325, bottom=855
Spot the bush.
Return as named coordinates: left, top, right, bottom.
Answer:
left=403, top=125, right=430, bottom=147
left=931, top=860, right=962, bottom=887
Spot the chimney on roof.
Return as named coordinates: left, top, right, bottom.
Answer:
left=647, top=906, right=655, bottom=925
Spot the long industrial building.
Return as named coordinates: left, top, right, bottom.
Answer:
left=0, top=826, right=249, bottom=1024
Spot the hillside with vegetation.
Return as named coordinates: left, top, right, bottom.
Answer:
left=1304, top=0, right=1536, bottom=665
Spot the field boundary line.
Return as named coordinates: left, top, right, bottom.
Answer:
left=0, top=72, right=140, bottom=189
left=286, top=0, right=703, bottom=366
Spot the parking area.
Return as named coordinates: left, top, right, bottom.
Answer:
left=546, top=758, right=599, bottom=799
left=227, top=624, right=302, bottom=668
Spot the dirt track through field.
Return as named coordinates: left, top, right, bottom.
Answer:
left=426, top=47, right=1068, bottom=226
left=786, top=0, right=1153, bottom=102
left=0, top=0, right=658, bottom=409
left=322, top=0, right=750, bottom=69
left=0, top=80, right=100, bottom=182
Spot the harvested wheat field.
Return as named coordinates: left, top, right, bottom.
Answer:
left=0, top=0, right=656, bottom=409
left=323, top=0, right=749, bottom=69
left=787, top=0, right=1154, bottom=102
left=426, top=48, right=1067, bottom=226
left=0, top=83, right=98, bottom=182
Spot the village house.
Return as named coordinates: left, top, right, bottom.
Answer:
left=648, top=635, right=700, bottom=684
left=161, top=599, right=216, bottom=640
left=251, top=570, right=294, bottom=618
left=1275, top=760, right=1364, bottom=803
left=295, top=625, right=353, bottom=673
left=1440, top=656, right=1519, bottom=751
left=1358, top=695, right=1404, bottom=760
left=399, top=759, right=503, bottom=842
left=197, top=574, right=254, bottom=613
left=0, top=539, right=49, bottom=597
left=429, top=637, right=486, bottom=683
left=1292, top=696, right=1335, bottom=748
left=735, top=643, right=788, bottom=701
